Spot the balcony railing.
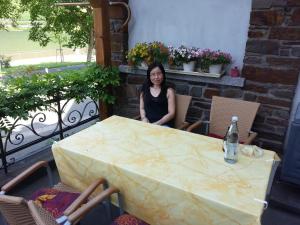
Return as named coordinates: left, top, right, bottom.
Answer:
left=0, top=98, right=99, bottom=173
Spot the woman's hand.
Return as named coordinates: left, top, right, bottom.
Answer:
left=142, top=117, right=149, bottom=123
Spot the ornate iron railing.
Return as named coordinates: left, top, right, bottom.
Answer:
left=0, top=98, right=99, bottom=174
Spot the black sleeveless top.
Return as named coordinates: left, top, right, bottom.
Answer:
left=143, top=86, right=174, bottom=127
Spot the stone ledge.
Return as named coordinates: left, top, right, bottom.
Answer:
left=119, top=65, right=245, bottom=87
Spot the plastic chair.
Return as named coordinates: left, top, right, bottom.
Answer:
left=136, top=94, right=192, bottom=130
left=0, top=161, right=117, bottom=225
left=187, top=96, right=260, bottom=144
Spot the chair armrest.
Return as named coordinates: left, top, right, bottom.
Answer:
left=186, top=120, right=210, bottom=132
left=67, top=187, right=120, bottom=224
left=63, top=178, right=106, bottom=216
left=244, top=131, right=257, bottom=145
left=177, top=122, right=190, bottom=130
left=133, top=115, right=141, bottom=120
left=1, top=161, right=49, bottom=194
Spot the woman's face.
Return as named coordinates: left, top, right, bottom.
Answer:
left=150, top=67, right=164, bottom=86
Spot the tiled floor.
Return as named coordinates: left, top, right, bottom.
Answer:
left=1, top=149, right=300, bottom=225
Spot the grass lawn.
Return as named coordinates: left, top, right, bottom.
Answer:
left=0, top=62, right=86, bottom=76
left=0, top=30, right=59, bottom=55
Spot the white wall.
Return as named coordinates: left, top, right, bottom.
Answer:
left=128, top=0, right=252, bottom=69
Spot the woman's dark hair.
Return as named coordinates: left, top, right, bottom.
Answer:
left=141, top=62, right=167, bottom=93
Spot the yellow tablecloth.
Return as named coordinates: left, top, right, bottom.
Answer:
left=52, top=116, right=279, bottom=225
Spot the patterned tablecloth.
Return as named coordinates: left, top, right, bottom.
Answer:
left=52, top=115, right=280, bottom=225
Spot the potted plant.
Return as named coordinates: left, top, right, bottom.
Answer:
left=201, top=49, right=232, bottom=74
left=148, top=41, right=169, bottom=66
left=127, top=42, right=150, bottom=68
left=127, top=42, right=170, bottom=68
left=168, top=45, right=197, bottom=72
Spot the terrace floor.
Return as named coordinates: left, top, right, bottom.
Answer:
left=1, top=148, right=300, bottom=225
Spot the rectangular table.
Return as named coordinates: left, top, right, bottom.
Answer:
left=53, top=116, right=279, bottom=225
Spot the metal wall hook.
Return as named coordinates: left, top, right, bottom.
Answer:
left=109, top=1, right=131, bottom=32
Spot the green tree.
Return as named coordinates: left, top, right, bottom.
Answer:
left=21, top=0, right=94, bottom=61
left=0, top=0, right=22, bottom=30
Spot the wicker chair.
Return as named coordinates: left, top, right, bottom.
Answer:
left=0, top=161, right=118, bottom=225
left=187, top=96, right=260, bottom=144
left=136, top=94, right=192, bottom=130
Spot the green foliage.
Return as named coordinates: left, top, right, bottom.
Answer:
left=0, top=64, right=120, bottom=131
left=21, top=0, right=93, bottom=50
left=0, top=0, right=22, bottom=30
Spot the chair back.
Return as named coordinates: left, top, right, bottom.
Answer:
left=210, top=96, right=260, bottom=142
left=174, top=94, right=192, bottom=129
left=0, top=195, right=36, bottom=225
left=0, top=195, right=57, bottom=225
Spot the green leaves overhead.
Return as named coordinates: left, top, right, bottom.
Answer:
left=21, top=0, right=93, bottom=49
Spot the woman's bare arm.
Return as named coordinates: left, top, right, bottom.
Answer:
left=140, top=92, right=149, bottom=123
left=153, top=88, right=176, bottom=125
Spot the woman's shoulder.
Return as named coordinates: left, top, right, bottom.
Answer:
left=166, top=87, right=175, bottom=97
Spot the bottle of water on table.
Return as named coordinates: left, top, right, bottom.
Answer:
left=224, top=116, right=239, bottom=164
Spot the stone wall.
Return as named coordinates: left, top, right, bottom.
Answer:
left=109, top=0, right=129, bottom=66
left=113, top=0, right=300, bottom=154
left=242, top=0, right=300, bottom=153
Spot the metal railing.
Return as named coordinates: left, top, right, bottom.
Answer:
left=0, top=97, right=99, bottom=174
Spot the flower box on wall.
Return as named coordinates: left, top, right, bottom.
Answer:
left=137, top=65, right=226, bottom=78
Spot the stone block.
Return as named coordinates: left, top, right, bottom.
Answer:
left=250, top=10, right=284, bottom=26
left=270, top=27, right=300, bottom=40
left=292, top=47, right=300, bottom=57
left=242, top=66, right=299, bottom=85
left=258, top=130, right=285, bottom=142
left=190, top=87, right=203, bottom=98
left=248, top=30, right=266, bottom=38
left=258, top=105, right=276, bottom=117
left=252, top=0, right=272, bottom=9
left=203, top=89, right=220, bottom=99
left=270, top=89, right=295, bottom=98
left=186, top=107, right=203, bottom=120
left=288, top=0, right=300, bottom=6
left=260, top=140, right=283, bottom=153
left=257, top=96, right=291, bottom=107
left=266, top=117, right=289, bottom=126
left=246, top=40, right=279, bottom=55
left=243, top=92, right=258, bottom=101
left=109, top=5, right=127, bottom=19
left=266, top=57, right=300, bottom=69
left=272, top=0, right=288, bottom=7
left=279, top=49, right=291, bottom=56
left=221, top=88, right=243, bottom=98
left=174, top=84, right=189, bottom=95
left=291, top=8, right=300, bottom=25
left=273, top=109, right=291, bottom=119
left=244, top=81, right=269, bottom=93
left=128, top=75, right=145, bottom=85
left=193, top=100, right=212, bottom=110
left=111, top=42, right=123, bottom=52
left=243, top=55, right=263, bottom=64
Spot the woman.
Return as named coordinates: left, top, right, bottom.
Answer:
left=140, top=62, right=176, bottom=127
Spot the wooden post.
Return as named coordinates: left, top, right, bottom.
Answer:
left=90, top=0, right=111, bottom=120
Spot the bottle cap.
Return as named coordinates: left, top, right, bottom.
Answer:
left=232, top=116, right=238, bottom=122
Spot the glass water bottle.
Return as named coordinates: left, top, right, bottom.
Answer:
left=224, top=116, right=239, bottom=164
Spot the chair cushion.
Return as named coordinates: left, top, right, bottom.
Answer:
left=111, top=214, right=149, bottom=225
left=30, top=188, right=80, bottom=219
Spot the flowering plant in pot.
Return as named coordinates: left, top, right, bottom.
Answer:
left=127, top=41, right=169, bottom=67
left=200, top=49, right=232, bottom=74
left=168, top=45, right=198, bottom=71
left=127, top=42, right=150, bottom=67
left=148, top=41, right=169, bottom=65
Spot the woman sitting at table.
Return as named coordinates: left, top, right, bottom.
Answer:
left=140, top=62, right=176, bottom=127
